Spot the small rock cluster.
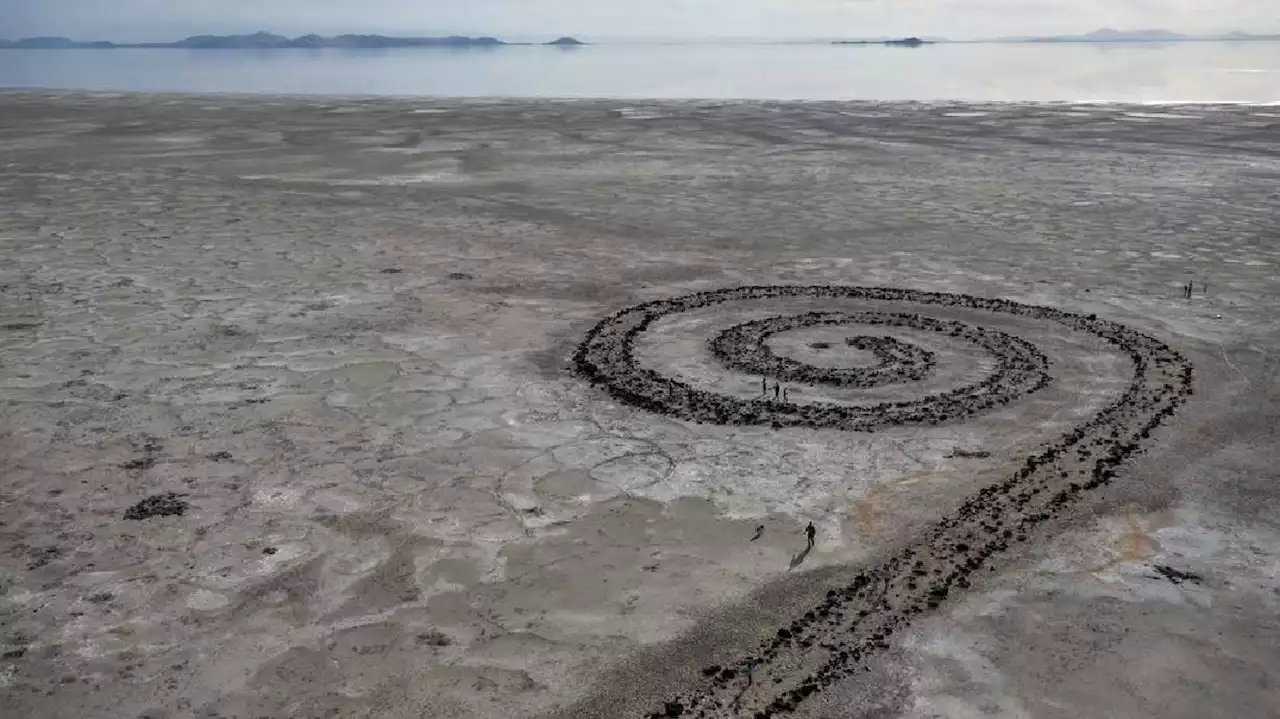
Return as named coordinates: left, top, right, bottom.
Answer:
left=122, top=492, right=189, bottom=521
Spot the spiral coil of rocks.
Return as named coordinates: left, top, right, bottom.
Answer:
left=711, top=315, right=939, bottom=388
left=572, top=285, right=1194, bottom=719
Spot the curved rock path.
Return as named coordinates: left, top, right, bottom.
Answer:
left=572, top=285, right=1194, bottom=718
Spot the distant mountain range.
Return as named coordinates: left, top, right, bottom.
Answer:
left=3, top=29, right=1276, bottom=49
left=0, top=32, right=587, bottom=49
left=991, top=28, right=1280, bottom=43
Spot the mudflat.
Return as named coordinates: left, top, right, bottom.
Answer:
left=1, top=92, right=1278, bottom=719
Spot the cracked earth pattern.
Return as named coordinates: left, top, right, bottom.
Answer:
left=1, top=92, right=1278, bottom=719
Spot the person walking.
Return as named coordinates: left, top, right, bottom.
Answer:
left=805, top=521, right=816, bottom=550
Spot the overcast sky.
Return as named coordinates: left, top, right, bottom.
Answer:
left=2, top=0, right=1276, bottom=41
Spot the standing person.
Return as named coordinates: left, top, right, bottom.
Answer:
left=805, top=521, right=816, bottom=550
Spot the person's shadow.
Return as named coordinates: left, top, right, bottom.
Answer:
left=788, top=545, right=812, bottom=571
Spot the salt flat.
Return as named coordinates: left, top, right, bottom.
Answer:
left=1, top=92, right=1278, bottom=719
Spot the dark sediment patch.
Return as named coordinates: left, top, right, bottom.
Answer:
left=948, top=448, right=993, bottom=459
left=123, top=492, right=189, bottom=521
left=1153, top=564, right=1203, bottom=585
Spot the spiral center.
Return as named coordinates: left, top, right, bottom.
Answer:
left=710, top=313, right=940, bottom=388
left=573, top=286, right=1055, bottom=431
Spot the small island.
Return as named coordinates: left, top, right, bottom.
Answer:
left=834, top=37, right=931, bottom=47
left=546, top=37, right=587, bottom=47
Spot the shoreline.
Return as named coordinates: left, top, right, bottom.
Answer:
left=2, top=88, right=1279, bottom=106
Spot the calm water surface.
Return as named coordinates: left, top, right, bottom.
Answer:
left=1, top=42, right=1277, bottom=102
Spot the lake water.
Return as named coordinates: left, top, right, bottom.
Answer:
left=1, top=42, right=1278, bottom=102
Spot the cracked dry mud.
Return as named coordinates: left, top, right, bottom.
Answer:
left=2, top=92, right=1279, bottom=719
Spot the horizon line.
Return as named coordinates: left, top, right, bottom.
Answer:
left=5, top=28, right=1280, bottom=46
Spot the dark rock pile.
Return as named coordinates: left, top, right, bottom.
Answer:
left=568, top=285, right=1193, bottom=719
left=123, top=492, right=189, bottom=521
left=710, top=314, right=939, bottom=388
